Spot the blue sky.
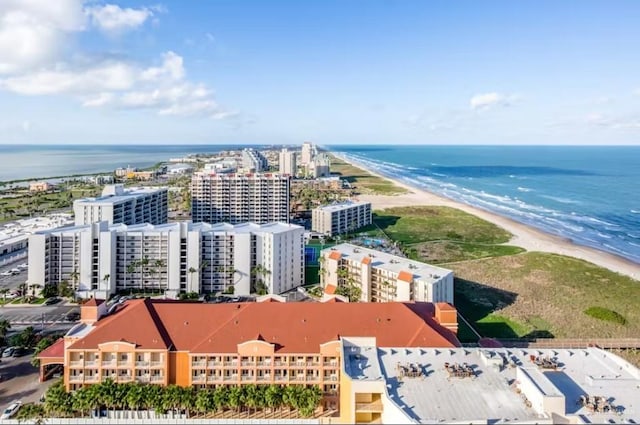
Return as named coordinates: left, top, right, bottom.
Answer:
left=1, top=0, right=639, bottom=145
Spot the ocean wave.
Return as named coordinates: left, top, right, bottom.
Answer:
left=431, top=172, right=447, bottom=177
left=540, top=195, right=581, bottom=205
left=631, top=209, right=640, bottom=214
left=597, top=232, right=612, bottom=239
left=517, top=187, right=533, bottom=192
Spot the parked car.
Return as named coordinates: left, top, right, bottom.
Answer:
left=44, top=297, right=61, bottom=305
left=0, top=271, right=11, bottom=277
left=65, top=311, right=80, bottom=321
left=1, top=401, right=22, bottom=420
left=17, top=263, right=28, bottom=270
left=10, top=268, right=20, bottom=274
left=12, top=347, right=25, bottom=357
left=2, top=347, right=15, bottom=358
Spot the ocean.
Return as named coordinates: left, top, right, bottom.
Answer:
left=0, top=144, right=272, bottom=182
left=330, top=145, right=640, bottom=265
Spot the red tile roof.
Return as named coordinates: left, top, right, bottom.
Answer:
left=38, top=338, right=65, bottom=359
left=83, top=298, right=104, bottom=307
left=324, top=284, right=337, bottom=295
left=328, top=251, right=342, bottom=261
left=67, top=299, right=459, bottom=353
left=397, top=270, right=413, bottom=282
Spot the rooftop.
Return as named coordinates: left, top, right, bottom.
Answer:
left=67, top=299, right=460, bottom=353
left=74, top=185, right=167, bottom=205
left=352, top=345, right=640, bottom=424
left=315, top=200, right=371, bottom=212
left=324, top=243, right=453, bottom=283
left=35, top=221, right=303, bottom=236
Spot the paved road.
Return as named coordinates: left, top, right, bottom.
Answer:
left=0, top=304, right=80, bottom=325
left=0, top=261, right=27, bottom=291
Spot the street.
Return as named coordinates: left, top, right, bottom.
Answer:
left=0, top=304, right=80, bottom=326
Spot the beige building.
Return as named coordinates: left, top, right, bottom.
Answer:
left=312, top=201, right=371, bottom=236
left=278, top=148, right=297, bottom=176
left=308, top=153, right=330, bottom=178
left=73, top=184, right=168, bottom=226
left=191, top=172, right=290, bottom=224
left=29, top=181, right=53, bottom=192
left=320, top=243, right=454, bottom=304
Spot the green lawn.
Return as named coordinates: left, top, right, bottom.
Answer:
left=329, top=155, right=408, bottom=195
left=305, top=265, right=320, bottom=285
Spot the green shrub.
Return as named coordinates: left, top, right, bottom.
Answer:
left=584, top=306, right=627, bottom=325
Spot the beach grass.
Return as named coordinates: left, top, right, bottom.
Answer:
left=329, top=155, right=408, bottom=195
left=449, top=252, right=640, bottom=339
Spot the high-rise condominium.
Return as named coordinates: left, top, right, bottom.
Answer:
left=28, top=221, right=304, bottom=299
left=73, top=184, right=168, bottom=226
left=241, top=148, right=268, bottom=172
left=190, top=172, right=290, bottom=224
left=301, top=141, right=315, bottom=165
left=278, top=148, right=297, bottom=176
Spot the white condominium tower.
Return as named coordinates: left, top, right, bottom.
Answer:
left=241, top=148, right=268, bottom=172
left=278, top=148, right=297, bottom=176
left=312, top=201, right=372, bottom=236
left=73, top=184, right=168, bottom=226
left=191, top=172, right=290, bottom=224
left=320, top=243, right=454, bottom=304
left=301, top=141, right=315, bottom=165
left=308, top=153, right=331, bottom=178
left=28, top=221, right=304, bottom=299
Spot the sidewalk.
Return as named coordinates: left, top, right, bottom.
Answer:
left=0, top=299, right=77, bottom=308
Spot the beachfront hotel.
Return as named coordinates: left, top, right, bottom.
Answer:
left=28, top=221, right=304, bottom=299
left=279, top=148, right=297, bottom=176
left=301, top=141, right=315, bottom=165
left=190, top=172, right=290, bottom=224
left=338, top=337, right=640, bottom=424
left=241, top=148, right=268, bottom=172
left=312, top=201, right=372, bottom=236
left=320, top=243, right=454, bottom=305
left=38, top=297, right=460, bottom=412
left=73, top=184, right=168, bottom=226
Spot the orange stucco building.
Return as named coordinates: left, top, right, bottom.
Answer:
left=41, top=296, right=459, bottom=411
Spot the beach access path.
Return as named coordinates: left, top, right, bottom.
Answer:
left=337, top=155, right=640, bottom=281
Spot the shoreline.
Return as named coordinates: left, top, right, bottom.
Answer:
left=333, top=153, right=640, bottom=281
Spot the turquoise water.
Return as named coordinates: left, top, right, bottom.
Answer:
left=330, top=145, right=640, bottom=264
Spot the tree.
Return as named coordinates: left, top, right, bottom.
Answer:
left=71, top=386, right=94, bottom=417
left=251, top=264, right=271, bottom=295
left=69, top=269, right=80, bottom=291
left=188, top=267, right=198, bottom=292
left=10, top=326, right=37, bottom=348
left=31, top=335, right=62, bottom=367
left=212, top=386, right=228, bottom=412
left=17, top=282, right=28, bottom=297
left=0, top=288, right=9, bottom=303
left=102, top=274, right=111, bottom=290
left=44, top=380, right=73, bottom=417
left=0, top=318, right=10, bottom=345
left=153, top=259, right=166, bottom=293
left=42, top=284, right=58, bottom=298
left=126, top=260, right=138, bottom=292
left=29, top=283, right=42, bottom=298
left=265, top=384, right=283, bottom=414
left=227, top=385, right=243, bottom=413
left=195, top=388, right=214, bottom=414
left=125, top=382, right=146, bottom=411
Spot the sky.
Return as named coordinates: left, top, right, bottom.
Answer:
left=0, top=0, right=639, bottom=145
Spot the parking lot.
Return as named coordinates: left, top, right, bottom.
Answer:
left=0, top=353, right=56, bottom=408
left=0, top=260, right=28, bottom=292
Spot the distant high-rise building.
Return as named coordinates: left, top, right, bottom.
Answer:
left=301, top=141, right=315, bottom=165
left=73, top=184, right=168, bottom=226
left=28, top=221, right=304, bottom=299
left=242, top=148, right=268, bottom=172
left=312, top=201, right=371, bottom=236
left=278, top=148, right=297, bottom=176
left=308, top=153, right=331, bottom=178
left=191, top=172, right=290, bottom=224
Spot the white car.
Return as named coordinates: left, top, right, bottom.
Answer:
left=10, top=268, right=20, bottom=274
left=17, top=263, right=28, bottom=270
left=0, top=400, right=21, bottom=419
left=0, top=271, right=11, bottom=277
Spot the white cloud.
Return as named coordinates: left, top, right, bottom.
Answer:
left=470, top=92, right=518, bottom=110
left=86, top=4, right=153, bottom=34
left=0, top=0, right=85, bottom=74
left=141, top=51, right=185, bottom=81
left=586, top=113, right=640, bottom=129
left=22, top=120, right=31, bottom=132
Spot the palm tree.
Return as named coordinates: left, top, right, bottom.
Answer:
left=264, top=384, right=283, bottom=415
left=0, top=318, right=11, bottom=343
left=195, top=389, right=214, bottom=415
left=0, top=288, right=9, bottom=303
left=251, top=264, right=272, bottom=295
left=18, top=282, right=28, bottom=297
left=29, top=283, right=42, bottom=298
left=69, top=269, right=80, bottom=292
left=71, top=387, right=94, bottom=417
left=139, top=256, right=150, bottom=291
left=227, top=385, right=242, bottom=414
left=153, top=259, right=166, bottom=293
left=44, top=381, right=73, bottom=417
left=212, top=386, right=228, bottom=413
left=126, top=261, right=138, bottom=293
left=102, top=274, right=110, bottom=291
left=188, top=267, right=198, bottom=292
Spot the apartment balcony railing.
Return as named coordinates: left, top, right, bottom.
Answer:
left=150, top=376, right=164, bottom=382
left=69, top=375, right=84, bottom=383
left=240, top=361, right=254, bottom=367
left=274, top=376, right=287, bottom=382
left=117, top=376, right=133, bottom=383
left=223, top=375, right=238, bottom=381
left=101, top=360, right=116, bottom=367
left=69, top=361, right=83, bottom=368
left=136, top=376, right=150, bottom=383
left=306, top=376, right=319, bottom=382
left=306, top=362, right=320, bottom=367
left=117, top=361, right=132, bottom=368
left=192, top=361, right=206, bottom=367
left=240, top=375, right=255, bottom=382
left=135, top=361, right=149, bottom=367
left=150, top=361, right=164, bottom=367
left=192, top=375, right=207, bottom=383
left=256, top=361, right=272, bottom=367
left=355, top=401, right=384, bottom=412
left=294, top=376, right=305, bottom=382
left=325, top=375, right=339, bottom=382
left=225, top=362, right=239, bottom=367
left=85, top=361, right=98, bottom=367
left=207, top=361, right=222, bottom=367
left=256, top=375, right=271, bottom=381
left=274, top=361, right=286, bottom=367
left=85, top=376, right=99, bottom=383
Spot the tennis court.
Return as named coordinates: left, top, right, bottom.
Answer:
left=305, top=246, right=319, bottom=265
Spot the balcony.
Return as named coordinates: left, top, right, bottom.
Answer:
left=225, top=361, right=239, bottom=367
left=325, top=375, right=339, bottom=382
left=192, top=361, right=207, bottom=367
left=240, top=361, right=254, bottom=367
left=223, top=375, right=238, bottom=382
left=241, top=375, right=255, bottom=382
left=117, top=361, right=132, bottom=368
left=135, top=361, right=149, bottom=368
left=85, top=376, right=99, bottom=383
left=192, top=375, right=207, bottom=383
left=355, top=401, right=384, bottom=412
left=207, top=361, right=221, bottom=368
left=136, top=376, right=150, bottom=383
left=85, top=361, right=98, bottom=367
left=150, top=361, right=164, bottom=368
left=69, top=360, right=83, bottom=368
left=274, top=361, right=286, bottom=367
left=150, top=376, right=164, bottom=382
left=256, top=375, right=271, bottom=381
left=274, top=375, right=287, bottom=382
left=117, top=375, right=133, bottom=383
left=101, top=360, right=116, bottom=367
left=69, top=375, right=84, bottom=383
left=306, top=376, right=319, bottom=382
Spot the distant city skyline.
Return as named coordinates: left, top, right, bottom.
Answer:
left=1, top=0, right=640, bottom=145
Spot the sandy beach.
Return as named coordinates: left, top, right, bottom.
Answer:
left=337, top=155, right=640, bottom=281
